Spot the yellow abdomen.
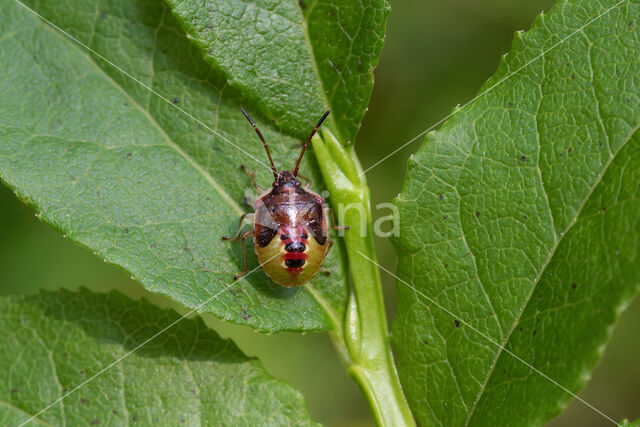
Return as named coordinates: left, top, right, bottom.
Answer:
left=254, top=225, right=328, bottom=287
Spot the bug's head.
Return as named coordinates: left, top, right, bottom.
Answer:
left=273, top=170, right=300, bottom=188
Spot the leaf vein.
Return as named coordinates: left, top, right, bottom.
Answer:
left=465, top=121, right=640, bottom=424
left=35, top=10, right=244, bottom=216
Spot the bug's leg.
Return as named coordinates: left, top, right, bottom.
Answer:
left=229, top=230, right=254, bottom=280
left=222, top=213, right=255, bottom=240
left=222, top=214, right=255, bottom=280
left=297, top=172, right=311, bottom=189
left=319, top=267, right=331, bottom=276
left=241, top=164, right=265, bottom=193
left=326, top=207, right=349, bottom=231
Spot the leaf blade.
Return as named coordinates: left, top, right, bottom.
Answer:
left=393, top=0, right=640, bottom=424
left=0, top=288, right=317, bottom=425
left=165, top=0, right=390, bottom=143
left=0, top=0, right=347, bottom=332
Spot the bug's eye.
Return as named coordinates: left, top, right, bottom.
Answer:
left=273, top=181, right=279, bottom=187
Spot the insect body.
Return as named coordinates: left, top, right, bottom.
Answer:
left=222, top=109, right=347, bottom=287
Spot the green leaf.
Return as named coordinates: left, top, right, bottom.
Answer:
left=393, top=0, right=640, bottom=425
left=0, top=288, right=316, bottom=425
left=165, top=0, right=390, bottom=144
left=0, top=0, right=347, bottom=332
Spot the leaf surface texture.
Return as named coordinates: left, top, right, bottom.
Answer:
left=0, top=289, right=316, bottom=425
left=0, top=0, right=392, bottom=331
left=393, top=0, right=640, bottom=424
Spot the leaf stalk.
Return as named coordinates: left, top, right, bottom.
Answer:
left=312, top=130, right=415, bottom=426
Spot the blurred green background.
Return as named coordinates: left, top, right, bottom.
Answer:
left=1, top=0, right=638, bottom=425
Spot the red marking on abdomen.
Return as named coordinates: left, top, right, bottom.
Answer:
left=279, top=225, right=309, bottom=275
left=283, top=250, right=307, bottom=275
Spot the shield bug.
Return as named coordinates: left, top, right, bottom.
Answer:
left=222, top=109, right=347, bottom=287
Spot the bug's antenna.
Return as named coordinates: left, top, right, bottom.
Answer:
left=241, top=108, right=278, bottom=179
left=293, top=110, right=330, bottom=177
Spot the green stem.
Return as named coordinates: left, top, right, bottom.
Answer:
left=313, top=130, right=415, bottom=426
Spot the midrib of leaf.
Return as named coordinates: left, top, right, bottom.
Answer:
left=34, top=7, right=244, bottom=217
left=464, top=121, right=640, bottom=425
